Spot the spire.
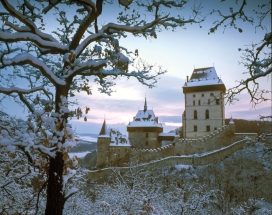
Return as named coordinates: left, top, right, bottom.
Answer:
left=229, top=116, right=235, bottom=125
left=144, top=95, right=147, bottom=111
left=99, top=119, right=107, bottom=135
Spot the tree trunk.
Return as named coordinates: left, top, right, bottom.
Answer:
left=45, top=86, right=70, bottom=215
left=45, top=152, right=65, bottom=215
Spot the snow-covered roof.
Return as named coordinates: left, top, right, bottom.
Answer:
left=229, top=117, right=235, bottom=125
left=183, top=67, right=226, bottom=89
left=127, top=109, right=163, bottom=128
left=158, top=133, right=178, bottom=137
left=109, top=128, right=131, bottom=147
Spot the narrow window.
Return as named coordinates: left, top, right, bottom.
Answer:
left=206, top=125, right=210, bottom=132
left=198, top=100, right=201, bottom=105
left=194, top=125, right=197, bottom=132
left=193, top=94, right=195, bottom=97
left=208, top=99, right=210, bottom=105
left=202, top=94, right=204, bottom=97
left=194, top=110, right=197, bottom=119
left=216, top=99, right=220, bottom=105
left=146, top=141, right=148, bottom=146
left=146, top=133, right=148, bottom=138
left=193, top=100, right=195, bottom=106
left=205, top=110, right=209, bottom=119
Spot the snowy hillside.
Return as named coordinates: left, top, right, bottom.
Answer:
left=64, top=141, right=272, bottom=214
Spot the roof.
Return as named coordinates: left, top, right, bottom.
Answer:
left=127, top=109, right=163, bottom=128
left=109, top=128, right=131, bottom=147
left=127, top=97, right=163, bottom=128
left=99, top=119, right=107, bottom=135
left=183, top=67, right=226, bottom=92
left=229, top=117, right=235, bottom=125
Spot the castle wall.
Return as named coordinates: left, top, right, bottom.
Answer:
left=129, top=130, right=161, bottom=149
left=88, top=138, right=252, bottom=181
left=96, top=136, right=110, bottom=167
left=109, top=146, right=130, bottom=161
left=184, top=90, right=225, bottom=138
left=128, top=124, right=236, bottom=162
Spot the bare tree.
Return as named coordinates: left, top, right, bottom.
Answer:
left=0, top=0, right=204, bottom=214
left=209, top=0, right=271, bottom=106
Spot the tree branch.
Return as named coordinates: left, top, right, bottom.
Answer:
left=69, top=0, right=103, bottom=51
left=1, top=53, right=66, bottom=86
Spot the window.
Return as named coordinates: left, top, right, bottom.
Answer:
left=206, top=125, right=210, bottom=132
left=194, top=125, right=197, bottom=132
left=198, top=100, right=201, bottom=105
left=193, top=94, right=195, bottom=97
left=210, top=93, right=213, bottom=96
left=208, top=99, right=210, bottom=104
left=194, top=110, right=197, bottom=119
left=216, top=99, right=220, bottom=105
left=205, top=110, right=209, bottom=119
left=146, top=133, right=148, bottom=138
left=193, top=100, right=195, bottom=106
left=214, top=127, right=217, bottom=130
left=202, top=94, right=204, bottom=97
left=146, top=141, right=148, bottom=146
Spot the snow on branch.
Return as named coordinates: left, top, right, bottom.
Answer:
left=1, top=53, right=66, bottom=86
left=1, top=0, right=58, bottom=43
left=0, top=86, right=47, bottom=95
left=0, top=31, right=67, bottom=54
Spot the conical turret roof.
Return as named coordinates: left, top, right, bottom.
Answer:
left=99, top=119, right=107, bottom=135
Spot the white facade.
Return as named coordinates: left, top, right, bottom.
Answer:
left=182, top=67, right=226, bottom=138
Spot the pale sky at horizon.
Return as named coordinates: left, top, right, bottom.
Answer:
left=0, top=0, right=271, bottom=135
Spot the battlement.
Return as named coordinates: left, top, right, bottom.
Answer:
left=88, top=138, right=253, bottom=181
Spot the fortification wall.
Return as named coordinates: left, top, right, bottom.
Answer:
left=98, top=122, right=257, bottom=167
left=88, top=138, right=251, bottom=181
left=128, top=124, right=236, bottom=162
left=175, top=124, right=238, bottom=155
left=131, top=143, right=175, bottom=163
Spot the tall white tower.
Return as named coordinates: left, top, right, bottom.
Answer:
left=182, top=67, right=226, bottom=138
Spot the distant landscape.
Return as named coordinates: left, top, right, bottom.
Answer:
left=69, top=134, right=98, bottom=158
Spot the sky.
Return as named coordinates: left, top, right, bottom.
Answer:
left=0, top=0, right=271, bottom=135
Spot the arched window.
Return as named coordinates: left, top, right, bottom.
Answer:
left=205, top=110, right=209, bottom=119
left=194, top=110, right=197, bottom=119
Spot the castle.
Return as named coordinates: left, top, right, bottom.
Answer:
left=96, top=67, right=257, bottom=167
left=182, top=67, right=226, bottom=138
left=96, top=97, right=177, bottom=167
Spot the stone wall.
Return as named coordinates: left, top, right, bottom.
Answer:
left=96, top=121, right=257, bottom=169
left=129, top=124, right=236, bottom=162
left=174, top=124, right=248, bottom=155
left=87, top=138, right=251, bottom=181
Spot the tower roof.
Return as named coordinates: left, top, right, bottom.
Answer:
left=183, top=67, right=226, bottom=93
left=127, top=98, right=163, bottom=130
left=229, top=116, right=235, bottom=125
left=99, top=119, right=108, bottom=135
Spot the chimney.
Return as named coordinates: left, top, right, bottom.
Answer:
left=186, top=76, right=189, bottom=82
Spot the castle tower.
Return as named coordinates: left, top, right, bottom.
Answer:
left=96, top=119, right=110, bottom=167
left=229, top=116, right=235, bottom=134
left=182, top=67, right=226, bottom=138
left=127, top=97, right=163, bottom=149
